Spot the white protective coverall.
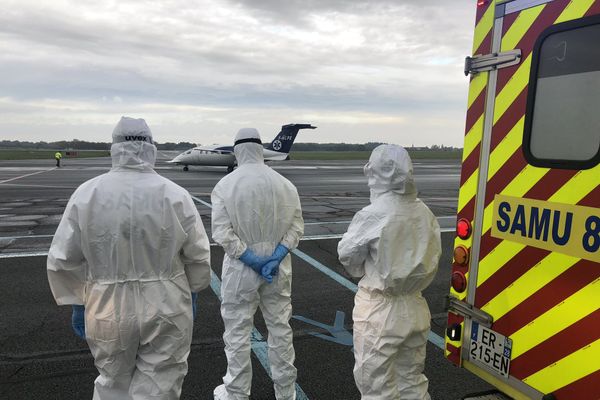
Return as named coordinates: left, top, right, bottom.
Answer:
left=337, top=144, right=441, bottom=400
left=211, top=128, right=304, bottom=400
left=47, top=117, right=211, bottom=400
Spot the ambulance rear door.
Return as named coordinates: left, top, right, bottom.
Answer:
left=446, top=0, right=600, bottom=399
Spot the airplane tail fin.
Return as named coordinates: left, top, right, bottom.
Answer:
left=265, top=124, right=316, bottom=154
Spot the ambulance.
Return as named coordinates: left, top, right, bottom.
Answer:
left=445, top=0, right=600, bottom=399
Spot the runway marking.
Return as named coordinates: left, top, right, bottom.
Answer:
left=190, top=195, right=213, bottom=209
left=304, top=221, right=352, bottom=225
left=208, top=272, right=309, bottom=400
left=0, top=234, right=54, bottom=240
left=0, top=168, right=56, bottom=184
left=292, top=311, right=353, bottom=347
left=0, top=183, right=77, bottom=189
left=302, top=227, right=454, bottom=241
left=292, top=248, right=445, bottom=350
left=0, top=234, right=358, bottom=243
left=0, top=251, right=49, bottom=258
left=300, top=196, right=369, bottom=200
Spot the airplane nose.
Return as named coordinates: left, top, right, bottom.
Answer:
left=171, top=155, right=182, bottom=163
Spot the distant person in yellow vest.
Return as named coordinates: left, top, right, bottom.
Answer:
left=54, top=151, right=62, bottom=167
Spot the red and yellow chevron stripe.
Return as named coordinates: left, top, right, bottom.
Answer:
left=446, top=0, right=496, bottom=366
left=447, top=1, right=600, bottom=398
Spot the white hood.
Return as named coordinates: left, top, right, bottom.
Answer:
left=110, top=141, right=157, bottom=171
left=364, top=144, right=417, bottom=199
left=233, top=128, right=264, bottom=166
left=110, top=116, right=157, bottom=171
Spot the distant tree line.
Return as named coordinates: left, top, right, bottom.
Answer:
left=0, top=139, right=197, bottom=151
left=292, top=142, right=385, bottom=151
left=291, top=142, right=461, bottom=151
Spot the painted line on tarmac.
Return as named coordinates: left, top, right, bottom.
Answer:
left=304, top=220, right=351, bottom=225
left=0, top=234, right=54, bottom=240
left=292, top=248, right=358, bottom=292
left=301, top=234, right=345, bottom=241
left=437, top=216, right=456, bottom=221
left=0, top=234, right=351, bottom=258
left=0, top=168, right=57, bottom=184
left=190, top=195, right=309, bottom=400
left=1, top=234, right=351, bottom=243
left=208, top=272, right=309, bottom=400
left=0, top=251, right=49, bottom=258
left=190, top=195, right=213, bottom=209
left=0, top=183, right=77, bottom=189
left=0, top=243, right=228, bottom=258
left=302, top=227, right=454, bottom=241
left=300, top=195, right=369, bottom=200
left=292, top=248, right=446, bottom=350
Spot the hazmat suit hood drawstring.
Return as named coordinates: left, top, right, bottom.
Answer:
left=364, top=144, right=417, bottom=201
left=233, top=128, right=264, bottom=166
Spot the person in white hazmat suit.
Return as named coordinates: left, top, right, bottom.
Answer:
left=211, top=128, right=304, bottom=400
left=47, top=116, right=212, bottom=400
left=337, top=144, right=441, bottom=400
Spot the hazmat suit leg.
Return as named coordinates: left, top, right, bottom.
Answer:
left=352, top=288, right=431, bottom=400
left=87, top=298, right=138, bottom=400
left=89, top=281, right=195, bottom=400
left=219, top=285, right=260, bottom=399
left=394, top=328, right=430, bottom=400
left=130, top=303, right=192, bottom=400
left=259, top=273, right=297, bottom=400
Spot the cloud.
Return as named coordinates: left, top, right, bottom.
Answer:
left=0, top=0, right=475, bottom=146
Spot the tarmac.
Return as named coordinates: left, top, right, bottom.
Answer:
left=0, top=152, right=493, bottom=399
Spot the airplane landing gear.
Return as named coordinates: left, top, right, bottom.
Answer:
left=183, top=166, right=189, bottom=171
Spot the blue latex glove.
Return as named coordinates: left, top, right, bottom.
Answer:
left=272, top=244, right=289, bottom=262
left=191, top=292, right=198, bottom=320
left=71, top=305, right=85, bottom=339
left=260, top=244, right=289, bottom=283
left=239, top=249, right=268, bottom=275
left=261, top=259, right=279, bottom=283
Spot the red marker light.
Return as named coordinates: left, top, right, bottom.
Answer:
left=456, top=218, right=472, bottom=240
left=477, top=0, right=488, bottom=6
left=451, top=271, right=467, bottom=293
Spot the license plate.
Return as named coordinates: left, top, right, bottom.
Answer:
left=470, top=322, right=512, bottom=378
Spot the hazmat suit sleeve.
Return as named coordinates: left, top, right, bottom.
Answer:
left=280, top=188, right=304, bottom=251
left=337, top=210, right=379, bottom=278
left=180, top=195, right=212, bottom=292
left=211, top=184, right=247, bottom=258
left=47, top=199, right=87, bottom=305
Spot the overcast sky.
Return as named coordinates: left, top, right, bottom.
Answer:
left=0, top=0, right=475, bottom=146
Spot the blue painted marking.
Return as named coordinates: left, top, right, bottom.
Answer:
left=291, top=248, right=358, bottom=292
left=191, top=195, right=213, bottom=209
left=293, top=311, right=353, bottom=347
left=428, top=331, right=446, bottom=350
left=292, top=248, right=446, bottom=351
left=209, top=265, right=308, bottom=400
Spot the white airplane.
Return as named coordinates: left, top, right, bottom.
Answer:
left=169, top=123, right=316, bottom=172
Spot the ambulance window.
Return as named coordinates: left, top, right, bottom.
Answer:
left=524, top=17, right=600, bottom=169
